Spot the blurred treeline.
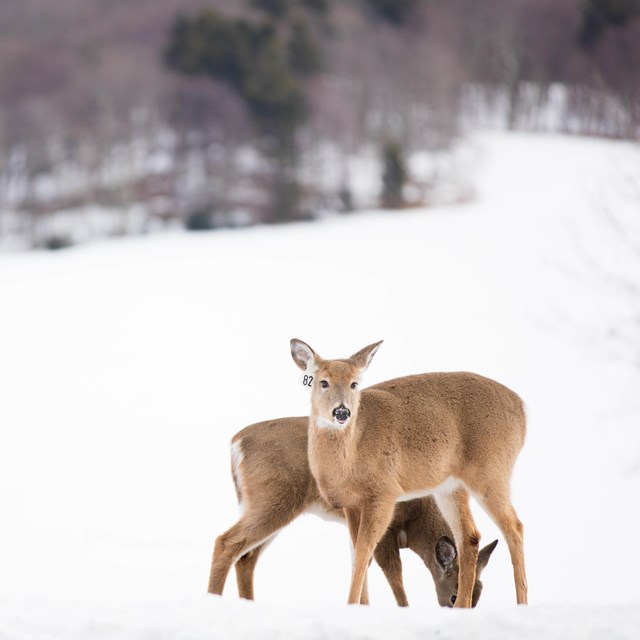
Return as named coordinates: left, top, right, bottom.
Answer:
left=1, top=0, right=639, bottom=248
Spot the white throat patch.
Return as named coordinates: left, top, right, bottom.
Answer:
left=316, top=416, right=348, bottom=431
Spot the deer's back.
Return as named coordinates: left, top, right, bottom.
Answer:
left=360, top=372, right=526, bottom=482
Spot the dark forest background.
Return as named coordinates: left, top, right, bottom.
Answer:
left=1, top=0, right=639, bottom=248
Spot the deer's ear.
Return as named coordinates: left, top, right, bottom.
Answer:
left=477, top=539, right=498, bottom=576
left=435, top=536, right=457, bottom=571
left=290, top=339, right=319, bottom=371
left=350, top=340, right=383, bottom=370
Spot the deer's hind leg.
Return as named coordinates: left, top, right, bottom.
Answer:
left=208, top=506, right=303, bottom=596
left=474, top=482, right=528, bottom=605
left=435, top=487, right=480, bottom=608
left=235, top=538, right=267, bottom=600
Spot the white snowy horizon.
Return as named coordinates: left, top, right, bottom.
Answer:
left=1, top=131, right=639, bottom=638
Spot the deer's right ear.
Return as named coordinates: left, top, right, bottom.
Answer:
left=290, top=339, right=318, bottom=371
left=435, top=536, right=457, bottom=572
left=477, top=539, right=498, bottom=575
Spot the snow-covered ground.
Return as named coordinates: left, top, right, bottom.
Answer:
left=1, top=132, right=639, bottom=638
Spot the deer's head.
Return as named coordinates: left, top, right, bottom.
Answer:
left=432, top=536, right=498, bottom=607
left=290, top=339, right=382, bottom=430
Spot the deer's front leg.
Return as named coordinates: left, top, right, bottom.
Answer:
left=344, top=508, right=369, bottom=604
left=347, top=500, right=396, bottom=605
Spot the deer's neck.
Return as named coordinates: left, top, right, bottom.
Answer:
left=307, top=407, right=364, bottom=500
left=406, top=517, right=440, bottom=573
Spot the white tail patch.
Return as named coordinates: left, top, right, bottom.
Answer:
left=230, top=439, right=246, bottom=515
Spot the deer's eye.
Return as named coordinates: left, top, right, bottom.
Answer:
left=450, top=595, right=457, bottom=605
left=320, top=380, right=329, bottom=389
left=350, top=382, right=358, bottom=389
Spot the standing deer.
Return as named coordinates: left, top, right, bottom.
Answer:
left=208, top=416, right=498, bottom=606
left=290, top=339, right=527, bottom=608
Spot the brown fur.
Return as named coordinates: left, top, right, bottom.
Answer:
left=291, top=339, right=528, bottom=608
left=207, top=417, right=497, bottom=606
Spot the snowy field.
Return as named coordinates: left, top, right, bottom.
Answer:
left=1, top=132, right=639, bottom=638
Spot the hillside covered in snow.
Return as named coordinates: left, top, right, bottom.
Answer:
left=1, top=132, right=639, bottom=638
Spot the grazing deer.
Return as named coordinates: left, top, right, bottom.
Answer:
left=290, top=339, right=528, bottom=608
left=208, top=416, right=497, bottom=606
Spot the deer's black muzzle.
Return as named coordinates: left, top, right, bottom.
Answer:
left=333, top=405, right=350, bottom=423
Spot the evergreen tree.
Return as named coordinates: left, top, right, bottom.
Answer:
left=243, top=35, right=306, bottom=133
left=381, top=141, right=407, bottom=209
left=164, top=12, right=272, bottom=91
left=164, top=5, right=325, bottom=223
left=289, top=19, right=323, bottom=76
left=578, top=0, right=640, bottom=49
left=364, top=0, right=422, bottom=25
left=300, top=0, right=331, bottom=15
left=250, top=0, right=291, bottom=19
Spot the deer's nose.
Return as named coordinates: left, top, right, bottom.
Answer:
left=333, top=405, right=350, bottom=423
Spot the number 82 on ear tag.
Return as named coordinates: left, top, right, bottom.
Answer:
left=300, top=373, right=314, bottom=388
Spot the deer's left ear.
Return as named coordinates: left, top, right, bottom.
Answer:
left=435, top=536, right=457, bottom=572
left=290, top=339, right=320, bottom=371
left=350, top=340, right=383, bottom=370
